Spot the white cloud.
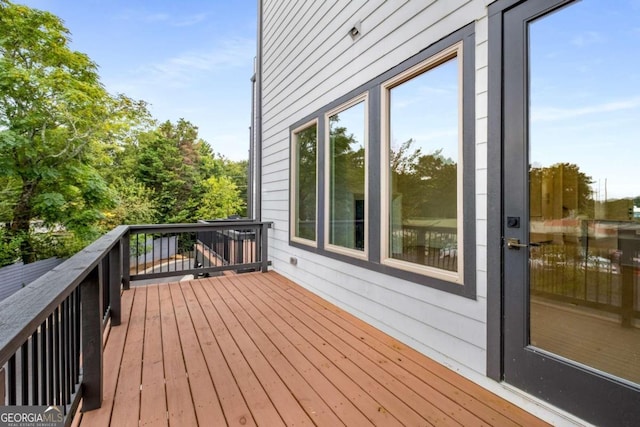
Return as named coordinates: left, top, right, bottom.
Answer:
left=532, top=97, right=640, bottom=122
left=172, top=13, right=207, bottom=27
left=143, top=13, right=170, bottom=23
left=107, top=37, right=255, bottom=92
left=117, top=10, right=208, bottom=28
left=570, top=31, right=605, bottom=47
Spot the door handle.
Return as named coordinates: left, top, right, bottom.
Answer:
left=507, top=238, right=528, bottom=249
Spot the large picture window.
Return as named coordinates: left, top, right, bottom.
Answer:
left=326, top=96, right=367, bottom=256
left=291, top=121, right=317, bottom=244
left=382, top=43, right=463, bottom=283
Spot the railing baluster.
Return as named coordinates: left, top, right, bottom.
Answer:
left=40, top=320, right=47, bottom=404
left=102, top=256, right=110, bottom=320
left=123, top=233, right=131, bottom=290
left=7, top=354, right=16, bottom=405
left=32, top=328, right=39, bottom=405
left=63, top=299, right=70, bottom=409
left=74, top=288, right=81, bottom=390
left=135, top=232, right=138, bottom=275
left=0, top=366, right=5, bottom=405
left=149, top=233, right=153, bottom=273
left=110, top=242, right=122, bottom=326
left=47, top=313, right=54, bottom=405
left=53, top=307, right=60, bottom=406
left=21, top=341, right=29, bottom=404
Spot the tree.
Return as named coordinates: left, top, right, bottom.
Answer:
left=113, top=119, right=247, bottom=223
left=100, top=178, right=158, bottom=230
left=196, top=176, right=245, bottom=220
left=0, top=1, right=148, bottom=262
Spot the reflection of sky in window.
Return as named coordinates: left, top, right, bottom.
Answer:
left=390, top=58, right=458, bottom=162
left=331, top=101, right=365, bottom=150
left=530, top=0, right=640, bottom=200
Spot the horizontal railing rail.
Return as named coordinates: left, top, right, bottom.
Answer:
left=0, top=220, right=271, bottom=424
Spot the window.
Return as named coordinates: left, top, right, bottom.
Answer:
left=381, top=43, right=463, bottom=283
left=288, top=24, right=474, bottom=296
left=290, top=121, right=317, bottom=244
left=326, top=96, right=367, bottom=256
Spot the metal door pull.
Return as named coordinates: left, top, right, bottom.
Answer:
left=507, top=238, right=528, bottom=249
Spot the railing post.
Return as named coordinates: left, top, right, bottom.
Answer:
left=122, top=231, right=130, bottom=290
left=81, top=266, right=103, bottom=412
left=109, top=241, right=122, bottom=326
left=261, top=222, right=270, bottom=273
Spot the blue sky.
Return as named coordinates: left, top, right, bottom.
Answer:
left=17, top=0, right=257, bottom=161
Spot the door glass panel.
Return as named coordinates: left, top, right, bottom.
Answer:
left=529, top=0, right=640, bottom=385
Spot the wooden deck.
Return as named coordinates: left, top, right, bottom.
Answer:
left=77, top=272, right=548, bottom=426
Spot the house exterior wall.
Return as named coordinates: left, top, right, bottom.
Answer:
left=259, top=1, right=578, bottom=424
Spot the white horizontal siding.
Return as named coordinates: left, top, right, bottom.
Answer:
left=261, top=0, right=490, bottom=378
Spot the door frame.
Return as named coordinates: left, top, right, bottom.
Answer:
left=487, top=0, right=640, bottom=424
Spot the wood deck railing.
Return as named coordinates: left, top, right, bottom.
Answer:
left=0, top=220, right=271, bottom=425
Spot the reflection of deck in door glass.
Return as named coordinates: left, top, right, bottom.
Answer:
left=529, top=0, right=640, bottom=385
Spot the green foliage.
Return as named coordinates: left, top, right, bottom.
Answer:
left=112, top=119, right=247, bottom=224
left=101, top=178, right=158, bottom=230
left=196, top=176, right=245, bottom=220
left=0, top=227, right=22, bottom=266
left=0, top=226, right=89, bottom=267
left=0, top=0, right=150, bottom=262
left=0, top=2, right=247, bottom=264
left=391, top=139, right=458, bottom=220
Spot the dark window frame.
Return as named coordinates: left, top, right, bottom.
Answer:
left=288, top=23, right=476, bottom=298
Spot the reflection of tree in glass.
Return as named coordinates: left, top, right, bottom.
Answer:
left=330, top=114, right=365, bottom=187
left=529, top=163, right=594, bottom=219
left=391, top=138, right=457, bottom=220
left=329, top=113, right=365, bottom=250
left=295, top=125, right=316, bottom=240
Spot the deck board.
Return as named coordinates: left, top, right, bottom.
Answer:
left=257, top=273, right=528, bottom=426
left=190, top=280, right=286, bottom=427
left=158, top=284, right=198, bottom=426
left=139, top=285, right=167, bottom=427
left=179, top=281, right=256, bottom=426
left=108, top=286, right=146, bottom=427
left=78, top=272, right=549, bottom=426
left=80, top=286, right=135, bottom=427
left=220, top=275, right=384, bottom=426
left=261, top=272, right=547, bottom=427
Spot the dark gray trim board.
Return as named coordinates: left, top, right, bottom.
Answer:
left=288, top=23, right=476, bottom=298
left=486, top=0, right=513, bottom=384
